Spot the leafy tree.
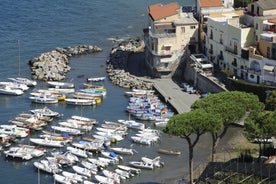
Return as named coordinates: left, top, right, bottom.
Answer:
left=163, top=109, right=222, bottom=184
left=191, top=91, right=264, bottom=161
left=244, top=110, right=276, bottom=160
left=265, top=90, right=276, bottom=111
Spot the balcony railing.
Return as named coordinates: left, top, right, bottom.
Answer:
left=225, top=47, right=238, bottom=55
left=247, top=68, right=261, bottom=75
left=149, top=31, right=176, bottom=39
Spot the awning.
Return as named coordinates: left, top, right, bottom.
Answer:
left=263, top=65, right=275, bottom=72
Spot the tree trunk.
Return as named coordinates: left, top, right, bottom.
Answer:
left=189, top=145, right=194, bottom=184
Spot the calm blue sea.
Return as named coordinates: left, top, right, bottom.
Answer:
left=0, top=1, right=215, bottom=184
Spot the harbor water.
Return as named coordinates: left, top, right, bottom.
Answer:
left=0, top=0, right=215, bottom=183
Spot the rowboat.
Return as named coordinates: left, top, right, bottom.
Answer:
left=87, top=76, right=106, bottom=82
left=71, top=115, right=98, bottom=125
left=65, top=98, right=96, bottom=106
left=158, top=148, right=181, bottom=155
left=47, top=81, right=75, bottom=88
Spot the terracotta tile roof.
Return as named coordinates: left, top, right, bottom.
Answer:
left=148, top=2, right=180, bottom=21
left=199, top=0, right=224, bottom=8
left=268, top=18, right=276, bottom=24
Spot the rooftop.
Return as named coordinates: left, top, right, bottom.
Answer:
left=199, top=0, right=224, bottom=8
left=148, top=2, right=180, bottom=21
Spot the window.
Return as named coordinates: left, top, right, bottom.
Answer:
left=190, top=26, right=196, bottom=29
left=267, top=47, right=270, bottom=58
left=181, top=27, right=185, bottom=33
left=255, top=23, right=258, bottom=29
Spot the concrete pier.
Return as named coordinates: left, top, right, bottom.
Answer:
left=147, top=78, right=200, bottom=114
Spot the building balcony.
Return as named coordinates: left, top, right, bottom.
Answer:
left=150, top=49, right=173, bottom=56
left=155, top=66, right=172, bottom=72
left=225, top=47, right=238, bottom=55
left=248, top=68, right=261, bottom=75
left=149, top=31, right=176, bottom=39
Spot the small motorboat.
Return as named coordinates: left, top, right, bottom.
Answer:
left=157, top=148, right=181, bottom=155
left=110, top=147, right=137, bottom=155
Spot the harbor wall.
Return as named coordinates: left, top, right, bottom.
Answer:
left=183, top=62, right=227, bottom=93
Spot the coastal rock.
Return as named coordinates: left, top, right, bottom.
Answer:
left=106, top=38, right=153, bottom=90
left=29, top=45, right=102, bottom=81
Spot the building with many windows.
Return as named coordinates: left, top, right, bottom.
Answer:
left=205, top=0, right=276, bottom=86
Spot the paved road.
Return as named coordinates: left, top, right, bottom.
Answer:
left=152, top=78, right=199, bottom=114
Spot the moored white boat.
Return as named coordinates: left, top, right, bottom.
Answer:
left=54, top=174, right=78, bottom=184
left=65, top=98, right=96, bottom=106
left=110, top=147, right=137, bottom=155
left=0, top=85, right=24, bottom=95
left=129, top=161, right=154, bottom=170
left=101, top=151, right=123, bottom=162
left=72, top=165, right=95, bottom=177
left=30, top=107, right=61, bottom=117
left=157, top=148, right=181, bottom=155
left=117, top=119, right=145, bottom=130
left=4, top=147, right=33, bottom=160
left=62, top=171, right=88, bottom=183
left=0, top=125, right=30, bottom=138
left=115, top=168, right=133, bottom=179
left=66, top=146, right=88, bottom=158
left=141, top=156, right=164, bottom=168
left=87, top=76, right=106, bottom=82
left=29, top=95, right=58, bottom=104
left=0, top=81, right=29, bottom=91
left=71, top=115, right=98, bottom=125
left=95, top=174, right=119, bottom=184
left=117, top=165, right=141, bottom=174
left=30, top=138, right=66, bottom=147
left=47, top=81, right=75, bottom=88
left=58, top=121, right=93, bottom=131
left=102, top=169, right=121, bottom=182
left=51, top=125, right=83, bottom=135
left=131, top=136, right=153, bottom=145
left=8, top=77, right=37, bottom=87
left=33, top=159, right=62, bottom=174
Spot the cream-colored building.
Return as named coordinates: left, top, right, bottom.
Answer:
left=206, top=10, right=255, bottom=78
left=144, top=2, right=198, bottom=77
left=205, top=0, right=276, bottom=86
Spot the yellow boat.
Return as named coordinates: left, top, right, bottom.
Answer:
left=57, top=94, right=66, bottom=101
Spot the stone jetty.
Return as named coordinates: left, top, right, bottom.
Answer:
left=106, top=38, right=153, bottom=90
left=29, top=45, right=102, bottom=81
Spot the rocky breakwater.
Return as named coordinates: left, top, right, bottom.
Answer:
left=29, top=45, right=102, bottom=81
left=106, top=38, right=153, bottom=90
